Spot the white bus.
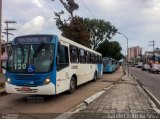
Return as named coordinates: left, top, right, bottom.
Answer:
left=5, top=34, right=103, bottom=95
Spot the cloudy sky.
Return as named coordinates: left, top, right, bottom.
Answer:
left=2, top=0, right=160, bottom=54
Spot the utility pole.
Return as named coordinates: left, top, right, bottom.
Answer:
left=0, top=0, right=2, bottom=73
left=117, top=32, right=129, bottom=75
left=148, top=40, right=155, bottom=63
left=3, top=20, right=16, bottom=42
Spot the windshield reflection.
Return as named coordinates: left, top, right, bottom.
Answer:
left=7, top=44, right=54, bottom=73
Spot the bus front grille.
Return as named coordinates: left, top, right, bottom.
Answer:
left=13, top=74, right=41, bottom=80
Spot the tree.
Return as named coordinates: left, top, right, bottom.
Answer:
left=96, top=40, right=122, bottom=60
left=84, top=18, right=117, bottom=50
left=61, top=16, right=91, bottom=47
left=52, top=0, right=79, bottom=20
left=53, top=0, right=91, bottom=47
left=52, top=0, right=118, bottom=49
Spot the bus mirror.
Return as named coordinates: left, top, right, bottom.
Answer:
left=2, top=62, right=6, bottom=70
left=2, top=66, right=6, bottom=70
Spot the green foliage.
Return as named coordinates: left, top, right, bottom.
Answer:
left=62, top=16, right=91, bottom=47
left=59, top=0, right=79, bottom=19
left=53, top=0, right=91, bottom=47
left=96, top=40, right=122, bottom=60
left=53, top=0, right=118, bottom=49
left=84, top=18, right=117, bottom=50
left=53, top=0, right=79, bottom=19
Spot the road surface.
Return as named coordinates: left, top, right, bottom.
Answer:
left=0, top=67, right=124, bottom=119
left=130, top=67, right=160, bottom=102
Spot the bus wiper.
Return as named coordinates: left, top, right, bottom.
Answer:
left=33, top=42, right=45, bottom=57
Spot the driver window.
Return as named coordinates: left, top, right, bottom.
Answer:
left=57, top=45, right=69, bottom=70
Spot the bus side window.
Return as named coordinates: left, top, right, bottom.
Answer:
left=86, top=51, right=91, bottom=64
left=70, top=45, right=79, bottom=63
left=79, top=49, right=85, bottom=63
left=91, top=54, right=95, bottom=64
left=57, top=45, right=69, bottom=71
left=95, top=55, right=98, bottom=64
left=100, top=56, right=102, bottom=64
left=98, top=55, right=100, bottom=63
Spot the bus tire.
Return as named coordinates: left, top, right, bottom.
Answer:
left=68, top=77, right=76, bottom=94
left=93, top=71, right=97, bottom=81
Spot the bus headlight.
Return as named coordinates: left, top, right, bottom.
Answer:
left=44, top=78, right=50, bottom=85
left=7, top=78, right=11, bottom=83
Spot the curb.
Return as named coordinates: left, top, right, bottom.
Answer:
left=66, top=67, right=126, bottom=111
left=121, top=66, right=128, bottom=80
left=142, top=86, right=160, bottom=111
left=122, top=66, right=127, bottom=75
left=70, top=84, right=114, bottom=112
left=129, top=72, right=160, bottom=113
left=55, top=84, right=114, bottom=119
left=56, top=67, right=126, bottom=119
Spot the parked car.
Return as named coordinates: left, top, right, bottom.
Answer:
left=150, top=64, right=160, bottom=73
left=137, top=62, right=143, bottom=68
left=142, top=64, right=150, bottom=71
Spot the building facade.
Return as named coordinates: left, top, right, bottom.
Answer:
left=0, top=40, right=11, bottom=73
left=128, top=46, right=142, bottom=59
left=144, top=48, right=160, bottom=64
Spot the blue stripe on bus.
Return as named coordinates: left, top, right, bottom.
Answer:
left=97, top=64, right=103, bottom=77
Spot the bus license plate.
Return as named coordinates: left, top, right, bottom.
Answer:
left=21, top=87, right=31, bottom=91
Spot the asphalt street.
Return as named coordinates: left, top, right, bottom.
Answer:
left=129, top=67, right=160, bottom=102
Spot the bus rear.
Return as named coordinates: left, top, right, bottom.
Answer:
left=103, top=58, right=113, bottom=73
left=5, top=35, right=58, bottom=95
left=103, top=58, right=118, bottom=73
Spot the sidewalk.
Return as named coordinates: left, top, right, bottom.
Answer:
left=67, top=75, right=159, bottom=119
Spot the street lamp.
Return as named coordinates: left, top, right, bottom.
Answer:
left=117, top=32, right=129, bottom=75
left=122, top=48, right=126, bottom=56
left=122, top=48, right=127, bottom=64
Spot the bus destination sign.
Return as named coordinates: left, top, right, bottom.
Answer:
left=15, top=35, right=53, bottom=44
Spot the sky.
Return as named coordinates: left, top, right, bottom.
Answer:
left=2, top=0, right=160, bottom=54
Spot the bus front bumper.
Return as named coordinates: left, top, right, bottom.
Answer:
left=5, top=82, right=56, bottom=95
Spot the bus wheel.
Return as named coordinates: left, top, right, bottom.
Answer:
left=93, top=71, right=97, bottom=81
left=68, top=77, right=76, bottom=94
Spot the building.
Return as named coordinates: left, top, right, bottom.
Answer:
left=0, top=40, right=11, bottom=73
left=144, top=48, right=160, bottom=64
left=128, top=46, right=142, bottom=59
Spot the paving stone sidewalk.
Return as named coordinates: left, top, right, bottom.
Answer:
left=68, top=75, right=159, bottom=119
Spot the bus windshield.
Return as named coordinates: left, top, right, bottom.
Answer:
left=7, top=44, right=54, bottom=73
left=103, top=59, right=111, bottom=66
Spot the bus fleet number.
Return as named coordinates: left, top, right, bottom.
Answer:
left=15, top=64, right=27, bottom=70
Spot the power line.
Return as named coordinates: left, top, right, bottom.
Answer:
left=81, top=0, right=95, bottom=18
left=148, top=40, right=155, bottom=52
left=3, top=20, right=17, bottom=42
left=148, top=40, right=156, bottom=63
